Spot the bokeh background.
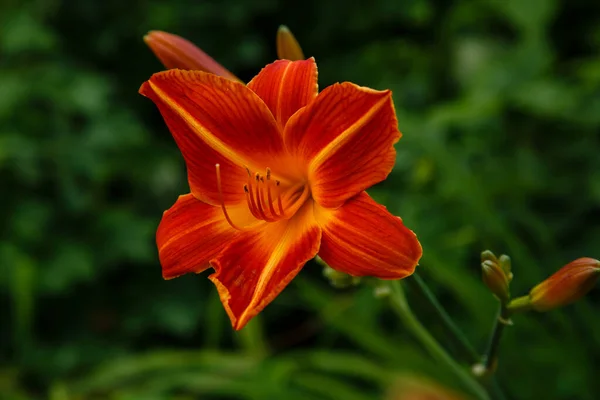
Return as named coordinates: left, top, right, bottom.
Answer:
left=2, top=0, right=600, bottom=398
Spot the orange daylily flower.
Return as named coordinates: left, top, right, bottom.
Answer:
left=140, top=58, right=422, bottom=330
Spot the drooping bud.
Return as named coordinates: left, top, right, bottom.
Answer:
left=528, top=257, right=600, bottom=311
left=143, top=31, right=241, bottom=82
left=276, top=25, right=305, bottom=61
left=480, top=251, right=511, bottom=303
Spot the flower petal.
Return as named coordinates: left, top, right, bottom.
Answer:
left=285, top=83, right=400, bottom=208
left=315, top=192, right=422, bottom=279
left=140, top=70, right=286, bottom=205
left=247, top=58, right=318, bottom=128
left=276, top=25, right=305, bottom=61
left=157, top=194, right=243, bottom=280
left=144, top=31, right=241, bottom=82
left=209, top=201, right=321, bottom=330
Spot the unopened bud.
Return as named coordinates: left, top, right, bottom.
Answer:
left=482, top=259, right=510, bottom=303
left=318, top=257, right=361, bottom=288
left=276, top=25, right=305, bottom=61
left=498, top=255, right=513, bottom=281
left=143, top=31, right=241, bottom=81
left=480, top=250, right=498, bottom=264
left=529, top=257, right=600, bottom=311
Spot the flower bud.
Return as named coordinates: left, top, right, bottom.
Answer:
left=276, top=25, right=305, bottom=61
left=143, top=31, right=240, bottom=81
left=317, top=256, right=361, bottom=288
left=481, top=259, right=510, bottom=303
left=529, top=257, right=600, bottom=311
left=480, top=250, right=498, bottom=264
left=498, top=254, right=513, bottom=281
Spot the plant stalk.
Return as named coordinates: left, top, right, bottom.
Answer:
left=482, top=305, right=511, bottom=371
left=386, top=280, right=490, bottom=400
left=410, top=272, right=479, bottom=362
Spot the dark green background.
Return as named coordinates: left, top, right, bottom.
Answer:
left=2, top=0, right=599, bottom=398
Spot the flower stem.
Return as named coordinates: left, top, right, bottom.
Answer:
left=409, top=273, right=479, bottom=362
left=386, top=280, right=490, bottom=400
left=409, top=274, right=507, bottom=400
left=482, top=305, right=511, bottom=371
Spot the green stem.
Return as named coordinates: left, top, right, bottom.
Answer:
left=410, top=274, right=507, bottom=400
left=482, top=305, right=511, bottom=370
left=410, top=273, right=479, bottom=362
left=386, top=280, right=490, bottom=400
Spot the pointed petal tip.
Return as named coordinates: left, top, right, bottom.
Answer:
left=143, top=30, right=161, bottom=43
left=316, top=192, right=422, bottom=280
left=247, top=58, right=318, bottom=127
left=209, top=203, right=321, bottom=331
left=207, top=272, right=241, bottom=329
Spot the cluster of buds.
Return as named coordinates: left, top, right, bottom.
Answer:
left=480, top=251, right=513, bottom=304
left=480, top=251, right=599, bottom=313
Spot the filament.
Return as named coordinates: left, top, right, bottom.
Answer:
left=215, top=164, right=250, bottom=231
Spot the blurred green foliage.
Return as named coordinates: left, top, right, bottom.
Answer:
left=1, top=0, right=599, bottom=398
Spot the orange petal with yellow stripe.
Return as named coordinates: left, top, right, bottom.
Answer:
left=284, top=83, right=400, bottom=208
left=247, top=58, right=318, bottom=129
left=140, top=70, right=286, bottom=206
left=315, top=192, right=421, bottom=279
left=209, top=201, right=321, bottom=330
left=144, top=31, right=241, bottom=82
left=157, top=194, right=242, bottom=279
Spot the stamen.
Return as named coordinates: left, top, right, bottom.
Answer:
left=244, top=170, right=259, bottom=214
left=257, top=181, right=276, bottom=221
left=243, top=184, right=259, bottom=219
left=252, top=173, right=269, bottom=220
left=215, top=164, right=249, bottom=231
left=265, top=169, right=279, bottom=218
left=276, top=180, right=284, bottom=216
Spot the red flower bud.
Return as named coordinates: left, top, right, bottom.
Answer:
left=529, top=257, right=600, bottom=311
left=143, top=31, right=240, bottom=82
